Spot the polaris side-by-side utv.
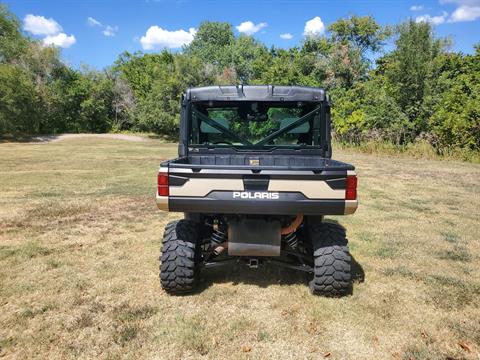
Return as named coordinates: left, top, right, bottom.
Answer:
left=156, top=85, right=358, bottom=296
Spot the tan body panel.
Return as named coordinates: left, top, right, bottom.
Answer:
left=156, top=194, right=168, bottom=211
left=344, top=200, right=358, bottom=214
left=268, top=179, right=344, bottom=199
left=168, top=176, right=345, bottom=200
left=169, top=178, right=244, bottom=197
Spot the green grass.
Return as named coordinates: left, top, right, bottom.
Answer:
left=0, top=137, right=479, bottom=359
left=333, top=139, right=480, bottom=163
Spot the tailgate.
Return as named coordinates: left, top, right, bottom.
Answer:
left=157, top=161, right=358, bottom=216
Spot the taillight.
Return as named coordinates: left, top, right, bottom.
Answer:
left=346, top=175, right=357, bottom=200
left=157, top=171, right=169, bottom=196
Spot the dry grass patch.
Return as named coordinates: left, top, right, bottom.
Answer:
left=0, top=137, right=479, bottom=359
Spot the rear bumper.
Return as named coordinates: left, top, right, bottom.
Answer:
left=156, top=193, right=358, bottom=215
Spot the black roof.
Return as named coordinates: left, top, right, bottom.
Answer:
left=186, top=85, right=327, bottom=102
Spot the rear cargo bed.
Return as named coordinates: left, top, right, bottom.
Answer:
left=168, top=155, right=354, bottom=171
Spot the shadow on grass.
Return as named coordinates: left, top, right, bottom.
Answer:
left=0, top=134, right=57, bottom=143
left=351, top=255, right=365, bottom=283
left=146, top=134, right=176, bottom=142
left=198, top=254, right=364, bottom=294
left=197, top=220, right=365, bottom=295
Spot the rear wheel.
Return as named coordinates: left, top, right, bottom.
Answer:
left=309, top=222, right=351, bottom=297
left=160, top=220, right=201, bottom=294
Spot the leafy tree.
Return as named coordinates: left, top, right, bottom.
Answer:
left=430, top=46, right=480, bottom=151
left=0, top=4, right=27, bottom=63
left=300, top=16, right=390, bottom=90
left=383, top=20, right=446, bottom=137
left=328, top=15, right=391, bottom=55
left=332, top=78, right=410, bottom=144
left=132, top=53, right=215, bottom=133
left=114, top=51, right=174, bottom=99
left=323, top=43, right=367, bottom=89
left=256, top=48, right=318, bottom=86
left=0, top=64, right=39, bottom=133
left=110, top=76, right=136, bottom=131
left=231, top=35, right=268, bottom=83
left=185, top=21, right=234, bottom=68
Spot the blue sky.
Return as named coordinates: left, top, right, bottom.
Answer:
left=6, top=0, right=480, bottom=69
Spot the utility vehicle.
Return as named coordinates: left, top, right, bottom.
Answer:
left=156, top=85, right=358, bottom=296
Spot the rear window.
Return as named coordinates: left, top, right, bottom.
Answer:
left=190, top=102, right=320, bottom=148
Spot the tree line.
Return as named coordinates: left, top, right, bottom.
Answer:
left=1, top=5, right=479, bottom=155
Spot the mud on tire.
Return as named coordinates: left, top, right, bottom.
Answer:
left=160, top=220, right=200, bottom=294
left=309, top=222, right=352, bottom=297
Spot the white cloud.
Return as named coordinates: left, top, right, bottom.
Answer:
left=280, top=33, right=293, bottom=40
left=415, top=11, right=448, bottom=25
left=87, top=17, right=118, bottom=36
left=303, top=16, right=325, bottom=36
left=410, top=5, right=424, bottom=11
left=103, top=25, right=119, bottom=37
left=87, top=16, right=102, bottom=27
left=449, top=4, right=480, bottom=21
left=43, top=33, right=76, bottom=48
left=23, top=14, right=62, bottom=35
left=439, top=0, right=480, bottom=22
left=23, top=14, right=75, bottom=48
left=140, top=26, right=196, bottom=50
left=235, top=21, right=267, bottom=35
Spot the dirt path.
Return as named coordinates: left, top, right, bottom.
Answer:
left=31, top=133, right=147, bottom=143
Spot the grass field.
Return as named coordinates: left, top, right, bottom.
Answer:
left=0, top=137, right=479, bottom=359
